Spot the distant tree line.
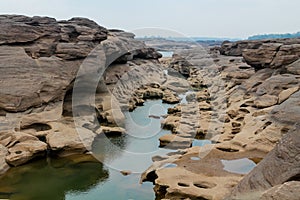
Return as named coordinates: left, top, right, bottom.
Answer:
left=248, top=32, right=300, bottom=40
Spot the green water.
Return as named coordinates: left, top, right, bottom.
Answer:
left=0, top=100, right=174, bottom=200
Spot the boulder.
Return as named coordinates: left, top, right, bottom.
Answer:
left=46, top=123, right=95, bottom=157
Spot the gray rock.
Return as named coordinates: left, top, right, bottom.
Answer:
left=271, top=91, right=300, bottom=126
left=220, top=38, right=300, bottom=70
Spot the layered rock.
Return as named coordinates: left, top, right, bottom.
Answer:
left=220, top=38, right=300, bottom=70
left=0, top=15, right=163, bottom=174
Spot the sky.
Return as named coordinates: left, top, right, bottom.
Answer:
left=0, top=0, right=300, bottom=39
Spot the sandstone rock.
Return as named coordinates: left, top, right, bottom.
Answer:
left=100, top=126, right=126, bottom=136
left=229, top=125, right=300, bottom=198
left=271, top=44, right=300, bottom=68
left=220, top=40, right=260, bottom=56
left=254, top=94, right=278, bottom=108
left=168, top=54, right=192, bottom=77
left=286, top=59, right=300, bottom=75
left=0, top=15, right=59, bottom=45
left=46, top=122, right=95, bottom=156
left=162, top=90, right=181, bottom=104
left=6, top=140, right=47, bottom=166
left=220, top=38, right=300, bottom=69
left=271, top=91, right=300, bottom=126
left=159, top=134, right=192, bottom=149
left=260, top=181, right=300, bottom=200
left=0, top=15, right=165, bottom=166
left=0, top=145, right=9, bottom=175
left=278, top=86, right=299, bottom=104
left=243, top=43, right=282, bottom=69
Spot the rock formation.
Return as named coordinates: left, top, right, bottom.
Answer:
left=226, top=124, right=300, bottom=199
left=142, top=38, right=300, bottom=199
left=0, top=14, right=299, bottom=200
left=220, top=38, right=300, bottom=70
left=0, top=15, right=163, bottom=174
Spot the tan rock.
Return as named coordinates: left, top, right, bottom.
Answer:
left=278, top=86, right=299, bottom=104
left=46, top=122, right=95, bottom=157
left=260, top=181, right=300, bottom=200
left=120, top=170, right=132, bottom=176
left=0, top=145, right=9, bottom=175
left=254, top=95, right=278, bottom=108
left=6, top=140, right=47, bottom=166
left=159, top=134, right=192, bottom=149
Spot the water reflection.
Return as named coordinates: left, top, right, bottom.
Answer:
left=221, top=158, right=256, bottom=174
left=0, top=155, right=108, bottom=200
left=0, top=100, right=176, bottom=200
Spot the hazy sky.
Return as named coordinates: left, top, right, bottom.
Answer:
left=1, top=0, right=300, bottom=38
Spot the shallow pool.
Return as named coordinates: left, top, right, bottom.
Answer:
left=158, top=51, right=174, bottom=58
left=221, top=158, right=257, bottom=174
left=0, top=100, right=176, bottom=200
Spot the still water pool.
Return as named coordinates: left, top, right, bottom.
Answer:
left=0, top=100, right=175, bottom=200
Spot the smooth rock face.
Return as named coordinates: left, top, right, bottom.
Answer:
left=229, top=125, right=300, bottom=199
left=271, top=91, right=300, bottom=125
left=286, top=58, right=300, bottom=75
left=260, top=181, right=300, bottom=200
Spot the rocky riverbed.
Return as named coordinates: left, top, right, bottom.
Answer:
left=0, top=15, right=299, bottom=200
left=141, top=39, right=300, bottom=199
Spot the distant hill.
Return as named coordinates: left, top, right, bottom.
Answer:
left=248, top=32, right=300, bottom=40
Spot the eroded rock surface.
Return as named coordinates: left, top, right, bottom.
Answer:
left=228, top=125, right=300, bottom=199
left=142, top=38, right=300, bottom=200
left=0, top=15, right=163, bottom=174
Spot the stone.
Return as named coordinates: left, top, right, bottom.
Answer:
left=220, top=38, right=300, bottom=69
left=0, top=14, right=164, bottom=167
left=286, top=59, right=300, bottom=75
left=162, top=90, right=181, bottom=104
left=168, top=54, right=192, bottom=77
left=6, top=140, right=47, bottom=166
left=260, top=181, right=300, bottom=200
left=159, top=134, right=192, bottom=149
left=271, top=91, right=300, bottom=126
left=46, top=122, right=95, bottom=157
left=243, top=43, right=282, bottom=69
left=278, top=86, right=299, bottom=104
left=254, top=94, right=278, bottom=108
left=100, top=126, right=126, bottom=136
left=120, top=170, right=132, bottom=176
left=229, top=125, right=300, bottom=198
left=0, top=145, right=9, bottom=175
